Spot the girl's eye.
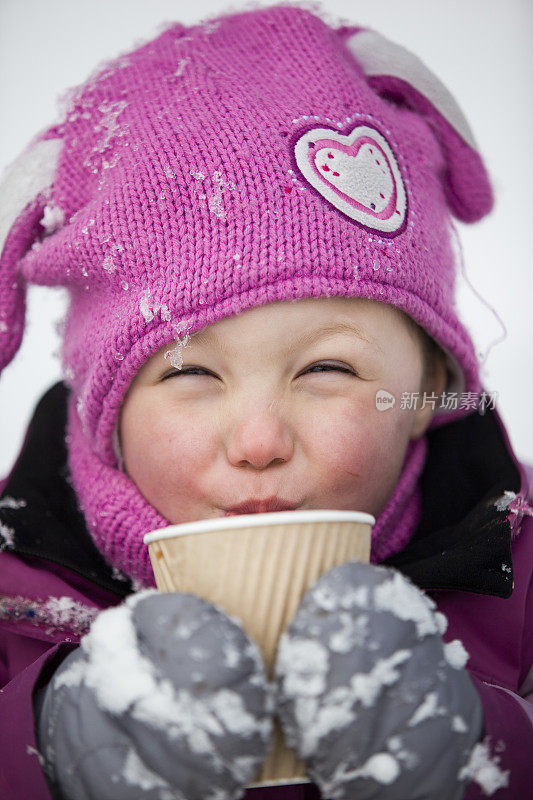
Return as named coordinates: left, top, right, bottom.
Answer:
left=302, top=362, right=355, bottom=376
left=161, top=363, right=355, bottom=381
left=162, top=367, right=213, bottom=380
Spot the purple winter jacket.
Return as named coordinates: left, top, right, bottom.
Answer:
left=1, top=383, right=532, bottom=799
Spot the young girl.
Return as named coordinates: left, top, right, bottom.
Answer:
left=0, top=4, right=531, bottom=799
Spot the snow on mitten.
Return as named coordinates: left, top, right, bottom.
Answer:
left=36, top=591, right=273, bottom=800
left=275, top=562, right=483, bottom=800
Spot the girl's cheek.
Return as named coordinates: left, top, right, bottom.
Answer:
left=126, top=408, right=215, bottom=520
left=153, top=412, right=212, bottom=474
left=305, top=402, right=375, bottom=474
left=311, top=401, right=409, bottom=486
left=124, top=404, right=196, bottom=479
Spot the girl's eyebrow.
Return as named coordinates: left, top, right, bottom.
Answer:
left=192, top=321, right=381, bottom=355
left=288, top=322, right=379, bottom=353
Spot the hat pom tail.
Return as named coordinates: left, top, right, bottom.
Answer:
left=0, top=137, right=62, bottom=373
left=344, top=29, right=494, bottom=222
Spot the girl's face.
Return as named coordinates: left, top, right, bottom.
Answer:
left=120, top=298, right=444, bottom=522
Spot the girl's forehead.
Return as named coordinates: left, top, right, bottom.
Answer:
left=193, top=297, right=405, bottom=339
left=137, top=297, right=419, bottom=374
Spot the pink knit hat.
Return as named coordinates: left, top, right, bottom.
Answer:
left=0, top=4, right=493, bottom=584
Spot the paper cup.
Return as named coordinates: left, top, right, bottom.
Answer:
left=144, top=509, right=374, bottom=787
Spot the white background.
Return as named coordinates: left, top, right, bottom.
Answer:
left=1, top=0, right=532, bottom=477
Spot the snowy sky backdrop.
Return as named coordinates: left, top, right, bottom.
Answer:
left=1, top=0, right=532, bottom=477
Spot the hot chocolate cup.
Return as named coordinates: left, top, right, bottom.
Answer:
left=144, top=509, right=374, bottom=786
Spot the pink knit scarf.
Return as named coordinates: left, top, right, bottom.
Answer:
left=370, top=436, right=428, bottom=563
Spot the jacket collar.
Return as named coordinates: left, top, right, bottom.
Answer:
left=0, top=382, right=524, bottom=599
left=1, top=383, right=133, bottom=598
left=385, top=405, right=523, bottom=597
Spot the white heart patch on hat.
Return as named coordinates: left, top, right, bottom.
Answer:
left=294, top=124, right=407, bottom=234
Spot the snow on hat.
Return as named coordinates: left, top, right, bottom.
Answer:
left=0, top=4, right=493, bottom=584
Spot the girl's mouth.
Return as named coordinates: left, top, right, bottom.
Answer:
left=223, top=497, right=298, bottom=515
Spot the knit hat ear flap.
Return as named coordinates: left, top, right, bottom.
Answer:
left=344, top=29, right=493, bottom=222
left=0, top=137, right=62, bottom=373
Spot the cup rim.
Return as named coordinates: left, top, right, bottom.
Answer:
left=143, top=509, right=375, bottom=543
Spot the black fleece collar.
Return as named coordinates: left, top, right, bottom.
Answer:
left=384, top=408, right=520, bottom=596
left=1, top=383, right=133, bottom=598
left=0, top=382, right=522, bottom=599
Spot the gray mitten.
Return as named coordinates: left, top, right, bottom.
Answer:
left=275, top=562, right=483, bottom=800
left=36, top=591, right=273, bottom=800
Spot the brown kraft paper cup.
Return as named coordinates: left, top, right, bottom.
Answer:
left=144, top=509, right=374, bottom=787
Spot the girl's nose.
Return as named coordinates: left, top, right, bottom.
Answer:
left=225, top=402, right=294, bottom=470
